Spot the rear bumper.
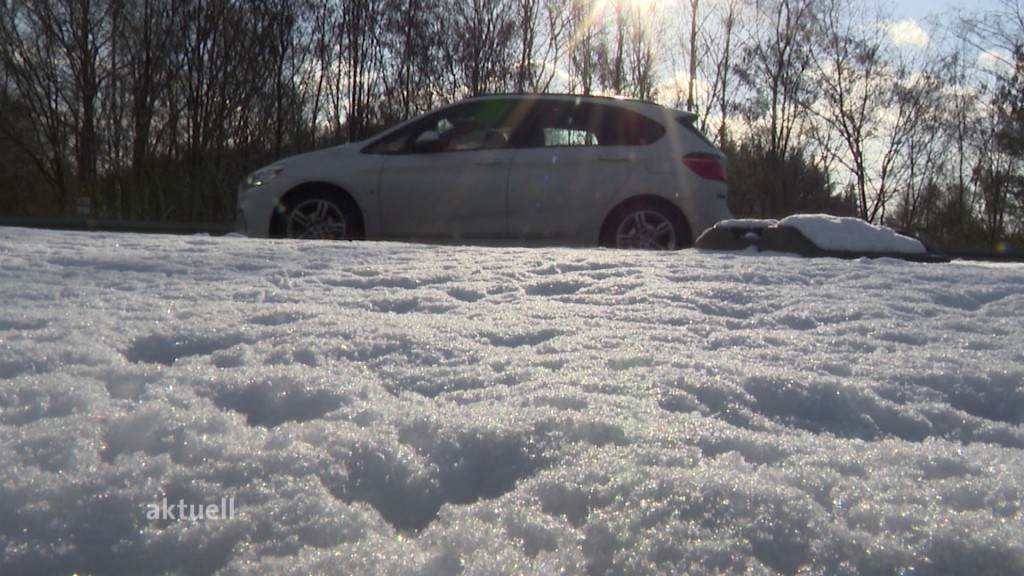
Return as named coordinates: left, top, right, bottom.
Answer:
left=683, top=188, right=732, bottom=241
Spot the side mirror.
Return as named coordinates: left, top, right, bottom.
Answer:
left=414, top=130, right=442, bottom=153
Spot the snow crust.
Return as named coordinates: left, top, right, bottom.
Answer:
left=1, top=227, right=1023, bottom=575
left=778, top=214, right=928, bottom=254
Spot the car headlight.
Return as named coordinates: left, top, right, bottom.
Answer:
left=243, top=164, right=286, bottom=190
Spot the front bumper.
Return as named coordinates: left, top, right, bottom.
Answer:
left=234, top=209, right=248, bottom=236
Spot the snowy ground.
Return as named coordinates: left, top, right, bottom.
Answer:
left=1, top=226, right=1022, bottom=575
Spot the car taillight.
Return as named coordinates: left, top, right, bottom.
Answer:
left=683, top=153, right=726, bottom=182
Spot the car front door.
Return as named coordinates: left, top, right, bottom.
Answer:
left=373, top=100, right=519, bottom=240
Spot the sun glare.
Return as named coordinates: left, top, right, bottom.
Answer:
left=590, top=0, right=661, bottom=19
left=580, top=0, right=663, bottom=37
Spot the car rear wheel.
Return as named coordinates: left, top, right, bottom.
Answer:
left=601, top=201, right=691, bottom=250
left=279, top=190, right=362, bottom=241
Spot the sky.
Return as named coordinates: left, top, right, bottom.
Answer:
left=894, top=0, right=1005, bottom=20
left=884, top=0, right=1018, bottom=74
left=891, top=0, right=1011, bottom=40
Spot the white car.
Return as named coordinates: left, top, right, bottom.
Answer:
left=236, top=94, right=731, bottom=250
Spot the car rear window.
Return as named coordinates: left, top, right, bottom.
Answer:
left=592, top=105, right=665, bottom=146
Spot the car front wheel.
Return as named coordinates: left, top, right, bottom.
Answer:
left=280, top=191, right=362, bottom=241
left=601, top=201, right=691, bottom=250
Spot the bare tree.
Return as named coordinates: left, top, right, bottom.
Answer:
left=116, top=0, right=178, bottom=219
left=807, top=0, right=944, bottom=224
left=987, top=43, right=1024, bottom=241
left=664, top=0, right=743, bottom=143
left=340, top=0, right=385, bottom=141
left=601, top=0, right=628, bottom=93
left=524, top=0, right=575, bottom=93
left=173, top=0, right=264, bottom=221
left=0, top=0, right=123, bottom=215
left=0, top=2, right=70, bottom=214
left=513, top=0, right=540, bottom=91
left=248, top=0, right=306, bottom=158
left=957, top=0, right=1022, bottom=72
left=684, top=0, right=702, bottom=111
left=566, top=0, right=603, bottom=94
left=443, top=0, right=519, bottom=97
left=622, top=0, right=659, bottom=99
left=379, top=0, right=444, bottom=124
left=733, top=0, right=818, bottom=216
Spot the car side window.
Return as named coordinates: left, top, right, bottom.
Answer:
left=522, top=102, right=665, bottom=148
left=521, top=103, right=596, bottom=148
left=587, top=104, right=665, bottom=146
left=366, top=100, right=516, bottom=154
left=544, top=127, right=598, bottom=147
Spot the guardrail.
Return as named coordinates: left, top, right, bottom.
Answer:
left=0, top=217, right=234, bottom=236
left=940, top=247, right=1024, bottom=262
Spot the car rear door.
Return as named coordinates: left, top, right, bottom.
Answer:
left=507, top=101, right=661, bottom=243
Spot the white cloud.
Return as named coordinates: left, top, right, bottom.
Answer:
left=656, top=70, right=713, bottom=109
left=977, top=47, right=1014, bottom=74
left=881, top=19, right=931, bottom=47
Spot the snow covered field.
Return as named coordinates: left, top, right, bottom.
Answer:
left=1, top=226, right=1022, bottom=575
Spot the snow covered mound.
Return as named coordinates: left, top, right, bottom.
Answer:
left=1, top=228, right=1023, bottom=575
left=780, top=214, right=927, bottom=254
left=697, top=214, right=944, bottom=261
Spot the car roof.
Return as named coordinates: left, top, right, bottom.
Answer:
left=460, top=93, right=696, bottom=121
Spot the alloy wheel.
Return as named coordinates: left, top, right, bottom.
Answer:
left=614, top=210, right=678, bottom=250
left=286, top=199, right=348, bottom=240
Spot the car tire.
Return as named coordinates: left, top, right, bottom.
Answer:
left=276, top=189, right=363, bottom=241
left=600, top=200, right=691, bottom=250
